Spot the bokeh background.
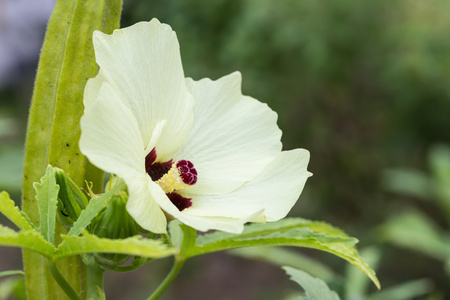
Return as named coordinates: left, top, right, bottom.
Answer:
left=1, top=0, right=450, bottom=299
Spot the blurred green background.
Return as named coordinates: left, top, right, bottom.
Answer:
left=1, top=0, right=450, bottom=299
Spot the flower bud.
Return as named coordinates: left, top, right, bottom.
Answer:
left=92, top=191, right=139, bottom=269
left=54, top=168, right=88, bottom=228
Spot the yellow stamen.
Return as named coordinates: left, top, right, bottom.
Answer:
left=156, top=163, right=190, bottom=193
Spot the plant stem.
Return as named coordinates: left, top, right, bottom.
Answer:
left=46, top=260, right=82, bottom=300
left=86, top=262, right=105, bottom=300
left=147, top=257, right=186, bottom=300
left=22, top=0, right=122, bottom=297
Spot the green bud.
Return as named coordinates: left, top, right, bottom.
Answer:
left=92, top=191, right=139, bottom=269
left=54, top=168, right=88, bottom=227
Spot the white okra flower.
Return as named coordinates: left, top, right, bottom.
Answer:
left=80, top=19, right=311, bottom=234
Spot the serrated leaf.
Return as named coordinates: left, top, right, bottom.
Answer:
left=0, top=225, right=55, bottom=258
left=55, top=231, right=176, bottom=260
left=0, top=192, right=34, bottom=231
left=195, top=218, right=353, bottom=245
left=344, top=247, right=380, bottom=299
left=67, top=181, right=125, bottom=237
left=19, top=212, right=37, bottom=231
left=177, top=218, right=379, bottom=289
left=33, top=165, right=59, bottom=244
left=283, top=266, right=340, bottom=300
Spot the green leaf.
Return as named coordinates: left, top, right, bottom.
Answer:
left=168, top=220, right=196, bottom=255
left=67, top=181, right=125, bottom=237
left=382, top=169, right=431, bottom=200
left=368, top=278, right=433, bottom=300
left=229, top=247, right=337, bottom=282
left=168, top=220, right=184, bottom=251
left=195, top=219, right=353, bottom=245
left=429, top=145, right=450, bottom=217
left=177, top=218, right=380, bottom=289
left=344, top=247, right=380, bottom=300
left=379, top=210, right=450, bottom=262
left=54, top=167, right=88, bottom=224
left=283, top=266, right=340, bottom=300
left=0, top=270, right=24, bottom=278
left=55, top=231, right=176, bottom=260
left=0, top=225, right=55, bottom=258
left=19, top=212, right=38, bottom=231
left=0, top=192, right=34, bottom=231
left=0, top=145, right=24, bottom=193
left=0, top=276, right=25, bottom=300
left=429, top=145, right=450, bottom=184
left=33, top=165, right=59, bottom=245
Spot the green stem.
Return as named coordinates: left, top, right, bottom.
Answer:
left=147, top=257, right=186, bottom=300
left=86, top=262, right=105, bottom=300
left=46, top=260, right=82, bottom=300
left=22, top=0, right=122, bottom=298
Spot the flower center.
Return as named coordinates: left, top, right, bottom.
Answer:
left=145, top=148, right=197, bottom=211
left=156, top=160, right=198, bottom=194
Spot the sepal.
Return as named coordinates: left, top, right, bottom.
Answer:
left=54, top=168, right=88, bottom=228
left=92, top=191, right=139, bottom=269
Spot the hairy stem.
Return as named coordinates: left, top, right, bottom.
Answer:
left=47, top=260, right=82, bottom=300
left=86, top=262, right=105, bottom=300
left=22, top=0, right=122, bottom=298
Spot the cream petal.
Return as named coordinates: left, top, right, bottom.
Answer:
left=80, top=83, right=144, bottom=178
left=172, top=72, right=282, bottom=195
left=83, top=69, right=107, bottom=110
left=182, top=149, right=311, bottom=221
left=125, top=175, right=167, bottom=233
left=144, top=120, right=166, bottom=157
left=92, top=19, right=194, bottom=160
left=152, top=186, right=263, bottom=233
left=176, top=210, right=264, bottom=234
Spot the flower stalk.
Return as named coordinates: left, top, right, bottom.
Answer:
left=22, top=0, right=122, bottom=298
left=86, top=260, right=106, bottom=300
left=46, top=260, right=83, bottom=300
left=147, top=257, right=186, bottom=300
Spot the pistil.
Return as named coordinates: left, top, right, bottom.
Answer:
left=156, top=160, right=198, bottom=194
left=145, top=148, right=197, bottom=211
